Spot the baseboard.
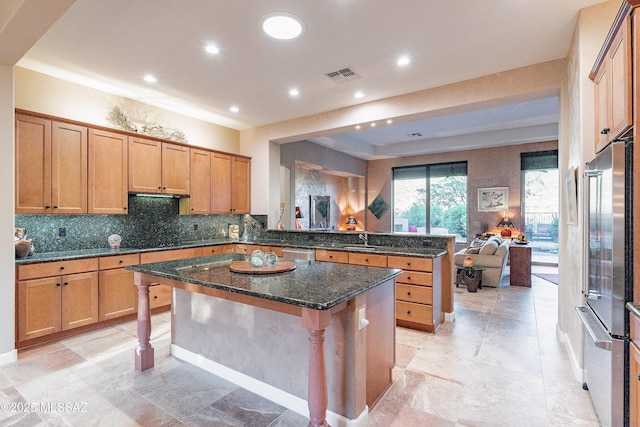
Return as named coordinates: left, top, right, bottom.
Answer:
left=0, top=349, right=17, bottom=366
left=557, top=323, right=584, bottom=383
left=444, top=311, right=455, bottom=322
left=171, top=344, right=369, bottom=427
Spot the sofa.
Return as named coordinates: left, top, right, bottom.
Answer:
left=453, top=235, right=510, bottom=287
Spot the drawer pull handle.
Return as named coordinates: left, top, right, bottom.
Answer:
left=407, top=276, right=411, bottom=280
left=119, top=260, right=124, bottom=264
left=406, top=262, right=411, bottom=266
left=60, top=266, right=65, bottom=270
left=365, top=258, right=369, bottom=262
left=154, top=295, right=158, bottom=299
left=407, top=292, right=411, bottom=296
left=63, top=282, right=69, bottom=286
left=56, top=283, right=61, bottom=287
left=600, top=128, right=610, bottom=135
left=406, top=310, right=411, bottom=315
left=329, top=255, right=333, bottom=259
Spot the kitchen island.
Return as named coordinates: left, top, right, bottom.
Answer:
left=127, top=253, right=401, bottom=427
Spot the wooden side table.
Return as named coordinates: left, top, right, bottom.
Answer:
left=509, top=243, right=532, bottom=287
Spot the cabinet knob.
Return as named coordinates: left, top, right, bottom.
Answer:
left=163, top=187, right=166, bottom=190
left=365, top=258, right=369, bottom=262
left=406, top=262, right=411, bottom=266
left=60, top=266, right=65, bottom=270
left=407, top=292, right=411, bottom=296
left=158, top=186, right=162, bottom=189
left=329, top=255, right=333, bottom=259
left=53, top=205, right=58, bottom=209
left=119, top=260, right=124, bottom=264
left=600, top=128, right=610, bottom=135
left=56, top=283, right=61, bottom=287
left=45, top=205, right=51, bottom=209
left=406, top=310, right=411, bottom=315
left=63, top=282, right=69, bottom=286
left=407, top=276, right=411, bottom=280
left=123, top=207, right=127, bottom=210
left=154, top=295, right=158, bottom=299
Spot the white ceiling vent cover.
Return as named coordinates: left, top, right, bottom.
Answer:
left=325, top=67, right=362, bottom=84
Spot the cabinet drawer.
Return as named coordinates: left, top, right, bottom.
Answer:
left=140, top=248, right=199, bottom=263
left=235, top=244, right=252, bottom=254
left=396, top=300, right=432, bottom=325
left=387, top=255, right=432, bottom=272
left=260, top=246, right=283, bottom=257
left=349, top=253, right=387, bottom=267
left=396, top=284, right=432, bottom=305
left=202, top=245, right=234, bottom=256
left=99, top=253, right=140, bottom=270
left=316, top=250, right=349, bottom=264
left=18, top=258, right=99, bottom=281
left=397, top=271, right=432, bottom=286
left=149, top=284, right=172, bottom=309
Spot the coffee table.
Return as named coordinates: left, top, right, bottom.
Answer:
left=454, top=265, right=485, bottom=292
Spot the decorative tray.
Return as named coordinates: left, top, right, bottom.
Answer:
left=229, top=260, right=296, bottom=275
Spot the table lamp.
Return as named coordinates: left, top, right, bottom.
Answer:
left=346, top=216, right=357, bottom=231
left=497, top=214, right=515, bottom=237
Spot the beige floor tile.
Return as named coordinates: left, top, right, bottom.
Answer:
left=368, top=397, right=455, bottom=427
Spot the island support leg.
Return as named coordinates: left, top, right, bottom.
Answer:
left=302, top=308, right=332, bottom=427
left=134, top=272, right=154, bottom=371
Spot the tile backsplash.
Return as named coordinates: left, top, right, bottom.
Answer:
left=16, top=195, right=267, bottom=253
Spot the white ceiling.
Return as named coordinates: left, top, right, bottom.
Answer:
left=13, top=0, right=604, bottom=159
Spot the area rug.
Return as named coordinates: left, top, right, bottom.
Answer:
left=533, top=273, right=558, bottom=285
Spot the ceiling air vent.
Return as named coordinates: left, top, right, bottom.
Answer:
left=325, top=67, right=361, bottom=84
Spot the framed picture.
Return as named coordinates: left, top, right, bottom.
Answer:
left=565, top=166, right=578, bottom=226
left=478, top=187, right=509, bottom=212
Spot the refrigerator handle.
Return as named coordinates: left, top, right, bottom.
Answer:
left=576, top=306, right=612, bottom=350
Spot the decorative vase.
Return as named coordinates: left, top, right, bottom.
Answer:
left=265, top=251, right=278, bottom=266
left=251, top=250, right=265, bottom=268
left=463, top=256, right=474, bottom=268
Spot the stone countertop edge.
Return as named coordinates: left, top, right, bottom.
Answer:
left=15, top=239, right=447, bottom=265
left=126, top=254, right=403, bottom=311
left=626, top=302, right=640, bottom=320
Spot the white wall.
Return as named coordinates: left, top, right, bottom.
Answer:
left=0, top=65, right=17, bottom=363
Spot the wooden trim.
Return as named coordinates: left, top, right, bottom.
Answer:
left=590, top=1, right=634, bottom=80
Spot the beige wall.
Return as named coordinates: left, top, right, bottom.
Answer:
left=559, top=0, right=619, bottom=381
left=366, top=140, right=558, bottom=235
left=15, top=67, right=240, bottom=153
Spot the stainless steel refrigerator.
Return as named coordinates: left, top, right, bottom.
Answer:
left=577, top=140, right=633, bottom=427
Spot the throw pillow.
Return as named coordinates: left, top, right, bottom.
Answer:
left=479, top=240, right=499, bottom=255
left=465, top=247, right=480, bottom=254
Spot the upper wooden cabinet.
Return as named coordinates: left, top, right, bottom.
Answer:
left=128, top=137, right=190, bottom=195
left=15, top=114, right=87, bottom=214
left=592, top=14, right=632, bottom=153
left=180, top=148, right=211, bottom=214
left=88, top=129, right=128, bottom=214
left=211, top=152, right=251, bottom=214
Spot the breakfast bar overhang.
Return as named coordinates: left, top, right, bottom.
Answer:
left=127, top=254, right=401, bottom=427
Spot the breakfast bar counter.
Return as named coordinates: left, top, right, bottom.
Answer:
left=127, top=253, right=401, bottom=427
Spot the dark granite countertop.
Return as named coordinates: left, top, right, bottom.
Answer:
left=127, top=253, right=402, bottom=311
left=15, top=238, right=446, bottom=265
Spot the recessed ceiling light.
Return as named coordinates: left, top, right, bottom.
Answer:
left=355, top=125, right=361, bottom=130
left=397, top=56, right=411, bottom=66
left=143, top=74, right=157, bottom=83
left=261, top=12, right=306, bottom=40
left=386, top=119, right=393, bottom=124
left=205, top=45, right=220, bottom=54
left=370, top=122, right=376, bottom=127
left=354, top=91, right=364, bottom=99
left=289, top=88, right=300, bottom=97
left=230, top=106, right=239, bottom=113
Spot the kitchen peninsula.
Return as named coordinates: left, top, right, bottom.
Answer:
left=128, top=253, right=402, bottom=427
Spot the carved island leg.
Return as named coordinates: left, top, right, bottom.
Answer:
left=302, top=308, right=332, bottom=427
left=134, top=272, right=154, bottom=371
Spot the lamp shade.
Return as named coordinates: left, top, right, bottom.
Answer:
left=346, top=216, right=357, bottom=231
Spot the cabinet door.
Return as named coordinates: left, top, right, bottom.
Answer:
left=129, top=137, right=162, bottom=193
left=608, top=17, right=632, bottom=142
left=99, top=268, right=137, bottom=321
left=51, top=121, right=88, bottom=214
left=88, top=129, right=128, bottom=214
left=631, top=341, right=640, bottom=427
left=232, top=156, right=251, bottom=214
left=162, top=143, right=190, bottom=195
left=61, top=271, right=99, bottom=330
left=594, top=64, right=610, bottom=152
left=187, top=148, right=210, bottom=214
left=17, top=276, right=62, bottom=341
left=15, top=114, right=52, bottom=214
left=211, top=152, right=232, bottom=213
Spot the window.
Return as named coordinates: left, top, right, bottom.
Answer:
left=393, top=162, right=467, bottom=241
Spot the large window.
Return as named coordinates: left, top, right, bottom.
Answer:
left=393, top=162, right=467, bottom=241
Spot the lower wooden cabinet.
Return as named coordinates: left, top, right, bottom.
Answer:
left=315, top=249, right=349, bottom=264
left=98, top=253, right=140, bottom=321
left=631, top=340, right=640, bottom=427
left=17, top=271, right=99, bottom=342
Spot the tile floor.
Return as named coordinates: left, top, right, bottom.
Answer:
left=0, top=266, right=600, bottom=426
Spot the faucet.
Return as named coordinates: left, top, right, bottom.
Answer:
left=358, top=232, right=368, bottom=246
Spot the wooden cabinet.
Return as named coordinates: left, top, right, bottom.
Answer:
left=592, top=15, right=632, bottom=153
left=201, top=244, right=235, bottom=256
left=389, top=255, right=442, bottom=332
left=348, top=252, right=387, bottom=267
left=98, top=253, right=140, bottom=321
left=88, top=129, right=128, bottom=214
left=180, top=148, right=211, bottom=214
left=211, top=152, right=251, bottom=214
left=17, top=258, right=99, bottom=342
left=128, top=137, right=190, bottom=195
left=316, top=249, right=349, bottom=264
left=15, top=114, right=87, bottom=214
left=631, top=341, right=640, bottom=427
left=140, top=248, right=201, bottom=308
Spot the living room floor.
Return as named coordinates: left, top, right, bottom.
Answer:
left=0, top=265, right=599, bottom=427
